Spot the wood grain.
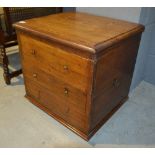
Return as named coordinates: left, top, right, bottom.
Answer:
left=14, top=12, right=144, bottom=56
left=24, top=66, right=87, bottom=113
left=19, top=33, right=93, bottom=93
left=25, top=77, right=88, bottom=133
left=15, top=12, right=144, bottom=140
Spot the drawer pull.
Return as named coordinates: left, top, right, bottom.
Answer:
left=33, top=73, right=37, bottom=78
left=31, top=49, right=36, bottom=55
left=63, top=65, right=68, bottom=70
left=64, top=88, right=69, bottom=95
left=113, top=78, right=120, bottom=88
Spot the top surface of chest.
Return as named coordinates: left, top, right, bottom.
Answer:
left=14, top=12, right=144, bottom=54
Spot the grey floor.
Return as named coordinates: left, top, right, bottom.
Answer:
left=0, top=52, right=155, bottom=147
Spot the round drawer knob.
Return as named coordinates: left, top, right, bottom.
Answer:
left=63, top=65, right=68, bottom=70
left=64, top=88, right=69, bottom=95
left=33, top=73, right=37, bottom=78
left=31, top=49, right=36, bottom=55
left=113, top=78, right=120, bottom=88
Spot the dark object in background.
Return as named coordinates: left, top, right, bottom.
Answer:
left=0, top=7, right=62, bottom=84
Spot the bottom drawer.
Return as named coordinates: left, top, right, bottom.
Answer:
left=25, top=78, right=88, bottom=133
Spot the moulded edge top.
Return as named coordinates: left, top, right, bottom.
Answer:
left=13, top=13, right=145, bottom=56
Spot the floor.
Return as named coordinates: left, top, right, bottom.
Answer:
left=0, top=52, right=155, bottom=147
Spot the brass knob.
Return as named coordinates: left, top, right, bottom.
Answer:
left=113, top=78, right=120, bottom=88
left=63, top=65, right=68, bottom=70
left=33, top=73, right=37, bottom=78
left=31, top=49, right=36, bottom=55
left=64, top=88, right=69, bottom=95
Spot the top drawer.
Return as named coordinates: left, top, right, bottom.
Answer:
left=19, top=33, right=93, bottom=92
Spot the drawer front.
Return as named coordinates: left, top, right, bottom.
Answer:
left=25, top=78, right=87, bottom=132
left=19, top=34, right=92, bottom=92
left=23, top=63, right=87, bottom=113
left=25, top=79, right=40, bottom=100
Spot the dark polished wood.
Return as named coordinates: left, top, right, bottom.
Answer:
left=14, top=12, right=144, bottom=140
left=0, top=7, right=63, bottom=84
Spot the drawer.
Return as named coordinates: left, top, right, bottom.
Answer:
left=25, top=78, right=68, bottom=120
left=23, top=64, right=87, bottom=113
left=19, top=34, right=92, bottom=92
left=25, top=79, right=40, bottom=100
left=25, top=78, right=87, bottom=132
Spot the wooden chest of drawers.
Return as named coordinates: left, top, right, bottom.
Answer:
left=14, top=12, right=144, bottom=140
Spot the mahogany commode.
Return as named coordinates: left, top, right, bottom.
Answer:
left=14, top=12, right=144, bottom=140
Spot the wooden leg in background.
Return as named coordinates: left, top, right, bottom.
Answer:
left=0, top=45, right=11, bottom=85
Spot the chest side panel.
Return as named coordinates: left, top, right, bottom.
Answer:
left=90, top=34, right=142, bottom=131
